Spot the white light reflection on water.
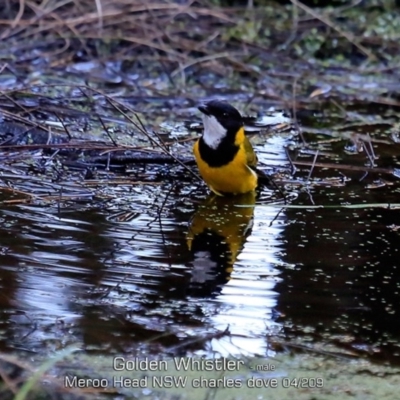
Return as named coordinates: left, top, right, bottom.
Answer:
left=198, top=204, right=285, bottom=357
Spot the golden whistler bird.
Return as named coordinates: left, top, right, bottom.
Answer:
left=193, top=100, right=264, bottom=196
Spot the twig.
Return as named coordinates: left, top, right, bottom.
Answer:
left=306, top=149, right=319, bottom=182
left=100, top=94, right=201, bottom=180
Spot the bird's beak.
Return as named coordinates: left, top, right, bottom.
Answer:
left=198, top=104, right=210, bottom=116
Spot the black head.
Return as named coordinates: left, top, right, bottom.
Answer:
left=198, top=100, right=243, bottom=130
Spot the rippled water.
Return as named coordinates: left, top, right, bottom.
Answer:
left=0, top=190, right=281, bottom=354
left=1, top=133, right=400, bottom=365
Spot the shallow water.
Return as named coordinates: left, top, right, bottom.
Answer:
left=1, top=125, right=400, bottom=366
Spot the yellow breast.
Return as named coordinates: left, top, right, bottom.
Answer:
left=193, top=127, right=258, bottom=195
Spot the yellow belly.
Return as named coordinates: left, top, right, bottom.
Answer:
left=193, top=140, right=257, bottom=195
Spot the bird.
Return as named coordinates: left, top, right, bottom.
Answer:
left=193, top=100, right=267, bottom=196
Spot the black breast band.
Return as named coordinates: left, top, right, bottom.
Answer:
left=198, top=136, right=239, bottom=168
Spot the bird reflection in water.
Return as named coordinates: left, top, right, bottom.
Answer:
left=187, top=191, right=256, bottom=295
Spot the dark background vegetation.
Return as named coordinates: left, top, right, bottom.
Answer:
left=1, top=0, right=400, bottom=90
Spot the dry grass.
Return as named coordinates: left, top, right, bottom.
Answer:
left=0, top=0, right=242, bottom=74
left=1, top=0, right=396, bottom=76
left=1, top=0, right=399, bottom=84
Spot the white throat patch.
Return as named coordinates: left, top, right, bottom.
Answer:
left=202, top=114, right=227, bottom=150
